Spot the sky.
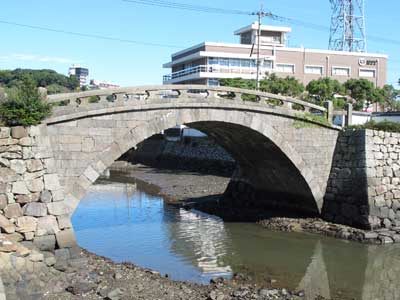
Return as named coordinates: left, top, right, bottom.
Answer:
left=0, top=0, right=399, bottom=87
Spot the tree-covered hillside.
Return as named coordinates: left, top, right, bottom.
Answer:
left=0, top=69, right=79, bottom=94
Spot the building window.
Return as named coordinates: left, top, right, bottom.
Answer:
left=219, top=58, right=229, bottom=66
left=262, top=60, right=273, bottom=69
left=305, top=65, right=323, bottom=75
left=332, top=67, right=350, bottom=76
left=240, top=60, right=251, bottom=68
left=209, top=57, right=219, bottom=65
left=208, top=79, right=220, bottom=86
left=229, top=59, right=241, bottom=67
left=276, top=63, right=295, bottom=73
left=359, top=69, right=376, bottom=78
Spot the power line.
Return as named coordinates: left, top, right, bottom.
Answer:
left=0, top=18, right=183, bottom=48
left=122, top=0, right=253, bottom=15
left=123, top=0, right=400, bottom=47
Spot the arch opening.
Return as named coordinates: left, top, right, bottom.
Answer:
left=112, top=121, right=320, bottom=221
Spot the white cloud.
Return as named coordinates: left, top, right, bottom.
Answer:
left=0, top=53, right=81, bottom=64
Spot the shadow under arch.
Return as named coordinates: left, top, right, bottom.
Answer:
left=62, top=111, right=323, bottom=218
left=187, top=121, right=319, bottom=218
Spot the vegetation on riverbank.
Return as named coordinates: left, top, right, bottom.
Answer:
left=0, top=76, right=51, bottom=126
left=347, top=120, right=400, bottom=133
left=292, top=112, right=330, bottom=129
left=220, top=75, right=400, bottom=111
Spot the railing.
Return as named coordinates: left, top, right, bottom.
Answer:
left=46, top=85, right=331, bottom=123
left=163, top=65, right=272, bottom=83
left=163, top=65, right=208, bottom=82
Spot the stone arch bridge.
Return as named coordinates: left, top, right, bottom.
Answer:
left=4, top=84, right=391, bottom=250
left=39, top=84, right=341, bottom=221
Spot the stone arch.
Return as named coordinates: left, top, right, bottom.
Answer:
left=60, top=107, right=325, bottom=217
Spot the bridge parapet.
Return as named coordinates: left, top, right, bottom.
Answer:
left=46, top=85, right=327, bottom=119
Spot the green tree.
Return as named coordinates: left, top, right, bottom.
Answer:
left=344, top=79, right=383, bottom=111
left=0, top=76, right=51, bottom=126
left=220, top=73, right=304, bottom=97
left=219, top=78, right=256, bottom=90
left=260, top=73, right=304, bottom=97
left=306, top=78, right=345, bottom=105
left=378, top=84, right=400, bottom=111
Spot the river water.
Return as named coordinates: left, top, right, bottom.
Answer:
left=72, top=174, right=400, bottom=300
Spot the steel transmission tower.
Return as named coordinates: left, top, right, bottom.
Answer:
left=328, top=0, right=367, bottom=52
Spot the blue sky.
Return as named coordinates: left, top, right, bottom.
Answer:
left=0, top=0, right=398, bottom=86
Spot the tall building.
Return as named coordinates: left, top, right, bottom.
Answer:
left=68, top=65, right=89, bottom=87
left=163, top=22, right=387, bottom=87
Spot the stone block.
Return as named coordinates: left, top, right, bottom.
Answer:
left=47, top=201, right=70, bottom=216
left=10, top=160, right=26, bottom=174
left=22, top=147, right=34, bottom=159
left=0, top=138, right=18, bottom=146
left=0, top=214, right=15, bottom=233
left=16, top=216, right=38, bottom=233
left=33, top=235, right=56, bottom=251
left=55, top=248, right=71, bottom=261
left=82, top=137, right=95, bottom=152
left=392, top=200, right=400, bottom=211
left=11, top=126, right=28, bottom=139
left=389, top=209, right=396, bottom=221
left=12, top=181, right=29, bottom=195
left=37, top=215, right=60, bottom=235
left=26, top=178, right=44, bottom=193
left=16, top=193, right=40, bottom=204
left=83, top=166, right=99, bottom=183
left=24, top=232, right=34, bottom=241
left=19, top=136, right=32, bottom=146
left=51, top=189, right=64, bottom=202
left=40, top=190, right=53, bottom=203
left=384, top=166, right=394, bottom=177
left=43, top=174, right=61, bottom=191
left=4, top=203, right=23, bottom=218
left=57, top=214, right=72, bottom=229
left=0, top=193, right=7, bottom=209
left=23, top=170, right=45, bottom=181
left=380, top=207, right=390, bottom=219
left=0, top=127, right=10, bottom=139
left=7, top=232, right=24, bottom=243
left=56, top=229, right=77, bottom=248
left=375, top=185, right=387, bottom=195
left=29, top=252, right=44, bottom=262
left=23, top=202, right=47, bottom=217
left=375, top=195, right=386, bottom=207
left=26, top=160, right=43, bottom=172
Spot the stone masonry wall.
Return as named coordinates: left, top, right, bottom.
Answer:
left=366, top=130, right=400, bottom=230
left=121, top=136, right=235, bottom=176
left=323, top=129, right=400, bottom=232
left=0, top=126, right=75, bottom=252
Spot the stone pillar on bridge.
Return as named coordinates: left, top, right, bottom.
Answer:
left=345, top=103, right=353, bottom=126
left=324, top=100, right=334, bottom=124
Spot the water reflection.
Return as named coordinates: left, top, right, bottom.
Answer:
left=164, top=208, right=232, bottom=277
left=72, top=176, right=400, bottom=299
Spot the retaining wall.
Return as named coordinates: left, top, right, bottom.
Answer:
left=121, top=136, right=235, bottom=176
left=0, top=126, right=75, bottom=252
left=323, top=129, right=400, bottom=233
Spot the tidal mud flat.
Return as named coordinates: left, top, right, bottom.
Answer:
left=110, top=162, right=400, bottom=245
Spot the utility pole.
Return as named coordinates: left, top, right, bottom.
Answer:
left=254, top=4, right=267, bottom=91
